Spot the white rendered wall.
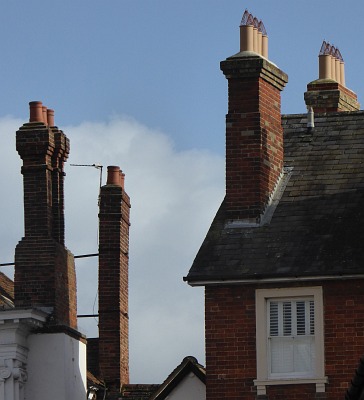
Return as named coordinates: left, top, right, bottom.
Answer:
left=0, top=309, right=47, bottom=400
left=26, top=332, right=87, bottom=400
left=166, top=372, right=205, bottom=400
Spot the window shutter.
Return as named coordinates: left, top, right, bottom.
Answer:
left=268, top=298, right=315, bottom=377
left=269, top=302, right=279, bottom=336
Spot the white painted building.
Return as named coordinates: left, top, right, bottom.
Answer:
left=0, top=309, right=87, bottom=400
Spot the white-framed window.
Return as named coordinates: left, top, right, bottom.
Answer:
left=254, top=287, right=327, bottom=395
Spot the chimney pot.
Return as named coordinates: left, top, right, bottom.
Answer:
left=257, top=31, right=263, bottom=55
left=253, top=27, right=258, bottom=53
left=47, top=109, right=55, bottom=127
left=120, top=171, right=125, bottom=189
left=335, top=58, right=341, bottom=83
left=29, top=101, right=44, bottom=123
left=42, top=106, right=48, bottom=126
left=240, top=24, right=254, bottom=52
left=107, top=166, right=122, bottom=186
left=262, top=34, right=268, bottom=58
left=331, top=56, right=336, bottom=81
left=340, top=61, right=345, bottom=86
left=319, top=54, right=332, bottom=80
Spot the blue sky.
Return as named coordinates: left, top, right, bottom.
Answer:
left=0, top=0, right=363, bottom=384
left=1, top=1, right=363, bottom=153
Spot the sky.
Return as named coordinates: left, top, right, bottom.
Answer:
left=0, top=0, right=364, bottom=384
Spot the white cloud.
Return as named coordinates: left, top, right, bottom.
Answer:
left=0, top=115, right=225, bottom=383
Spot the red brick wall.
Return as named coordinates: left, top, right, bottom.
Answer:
left=98, top=176, right=130, bottom=391
left=205, top=285, right=257, bottom=400
left=220, top=57, right=287, bottom=222
left=205, top=280, right=364, bottom=400
left=324, top=280, right=364, bottom=399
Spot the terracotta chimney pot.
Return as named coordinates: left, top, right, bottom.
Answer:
left=107, top=166, right=121, bottom=186
left=335, top=58, right=341, bottom=84
left=42, top=106, right=48, bottom=126
left=262, top=35, right=268, bottom=58
left=331, top=56, right=336, bottom=81
left=253, top=27, right=258, bottom=53
left=257, top=31, right=262, bottom=55
left=240, top=25, right=254, bottom=52
left=120, top=172, right=125, bottom=189
left=319, top=54, right=332, bottom=80
left=340, top=61, right=345, bottom=87
left=29, top=101, right=44, bottom=123
left=47, top=109, right=55, bottom=127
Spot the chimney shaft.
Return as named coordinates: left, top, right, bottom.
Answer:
left=221, top=12, right=287, bottom=222
left=98, top=165, right=131, bottom=392
left=14, top=101, right=77, bottom=329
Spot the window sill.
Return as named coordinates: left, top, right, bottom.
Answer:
left=253, top=377, right=328, bottom=395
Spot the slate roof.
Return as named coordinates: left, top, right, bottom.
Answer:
left=120, top=384, right=160, bottom=400
left=186, top=111, right=364, bottom=283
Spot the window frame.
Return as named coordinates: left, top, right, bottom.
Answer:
left=254, top=287, right=327, bottom=395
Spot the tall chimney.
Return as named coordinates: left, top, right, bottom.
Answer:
left=221, top=11, right=288, bottom=223
left=14, top=101, right=77, bottom=329
left=98, top=165, right=131, bottom=393
left=305, top=41, right=360, bottom=112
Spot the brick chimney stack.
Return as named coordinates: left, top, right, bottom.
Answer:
left=98, top=165, right=131, bottom=394
left=304, top=41, right=360, bottom=112
left=14, top=101, right=77, bottom=329
left=221, top=11, right=288, bottom=223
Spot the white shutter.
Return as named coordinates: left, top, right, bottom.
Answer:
left=268, top=298, right=315, bottom=377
